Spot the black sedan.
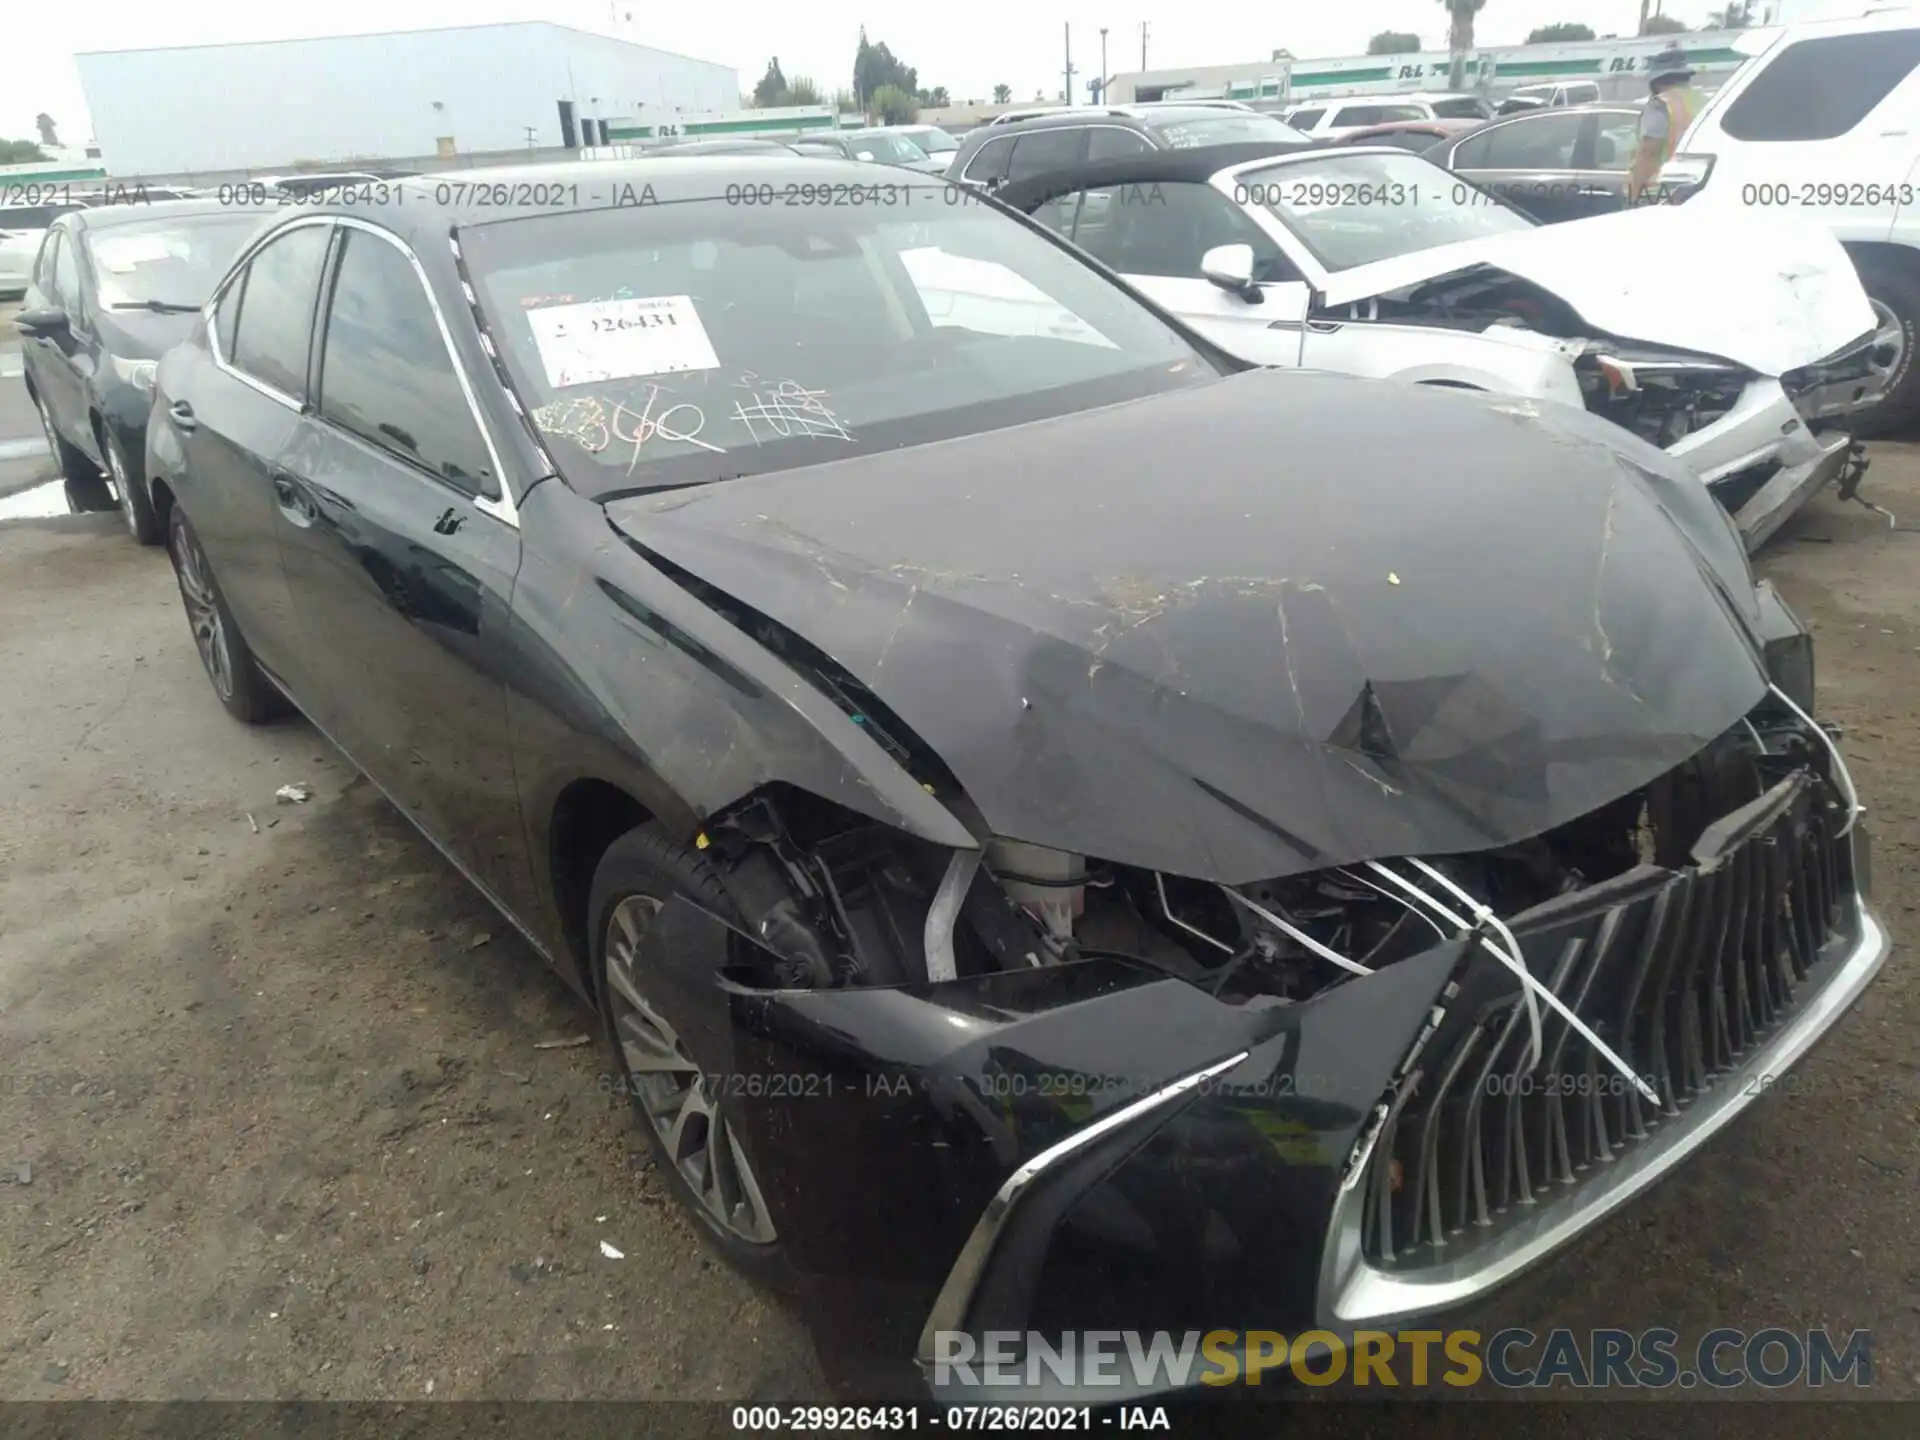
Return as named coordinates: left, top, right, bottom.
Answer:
left=145, top=156, right=1887, bottom=1399
left=16, top=199, right=267, bottom=537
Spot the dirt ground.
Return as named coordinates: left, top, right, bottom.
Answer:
left=1, top=364, right=1917, bottom=1413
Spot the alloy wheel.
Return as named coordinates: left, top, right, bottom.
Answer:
left=173, top=528, right=234, bottom=701
left=604, top=893, right=778, bottom=1244
left=1868, top=297, right=1909, bottom=402
left=106, top=442, right=137, bottom=537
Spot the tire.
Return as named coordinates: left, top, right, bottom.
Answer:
left=166, top=505, right=289, bottom=724
left=34, top=393, right=104, bottom=489
left=104, top=428, right=162, bottom=545
left=63, top=475, right=117, bottom=513
left=589, top=824, right=793, bottom=1285
left=1850, top=253, right=1920, bottom=438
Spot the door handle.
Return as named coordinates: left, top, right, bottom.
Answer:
left=432, top=506, right=466, bottom=536
left=168, top=400, right=197, bottom=432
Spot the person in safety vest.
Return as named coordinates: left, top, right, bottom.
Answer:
left=1627, top=46, right=1704, bottom=204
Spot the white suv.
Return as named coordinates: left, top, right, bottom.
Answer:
left=1664, top=10, right=1920, bottom=433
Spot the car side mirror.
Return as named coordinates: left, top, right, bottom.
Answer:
left=15, top=307, right=70, bottom=338
left=1200, top=244, right=1262, bottom=303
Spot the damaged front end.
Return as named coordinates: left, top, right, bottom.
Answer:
left=1574, top=336, right=1880, bottom=553
left=627, top=688, right=1882, bottom=1402
left=594, top=370, right=1887, bottom=1399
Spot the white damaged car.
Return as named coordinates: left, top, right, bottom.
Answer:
left=996, top=142, right=1887, bottom=550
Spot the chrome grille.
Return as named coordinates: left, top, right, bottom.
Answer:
left=1361, top=768, right=1857, bottom=1268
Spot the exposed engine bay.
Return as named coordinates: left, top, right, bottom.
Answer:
left=699, top=697, right=1845, bottom=1008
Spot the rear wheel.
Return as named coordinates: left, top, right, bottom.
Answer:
left=166, top=506, right=288, bottom=724
left=589, top=825, right=792, bottom=1283
left=1850, top=254, right=1920, bottom=438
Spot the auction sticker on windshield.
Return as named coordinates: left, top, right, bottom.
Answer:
left=527, top=294, right=720, bottom=388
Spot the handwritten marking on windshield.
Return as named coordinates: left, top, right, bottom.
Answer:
left=531, top=397, right=612, bottom=453
left=610, top=385, right=724, bottom=471
left=732, top=380, right=853, bottom=445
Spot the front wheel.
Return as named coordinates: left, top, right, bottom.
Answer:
left=105, top=431, right=162, bottom=544
left=589, top=825, right=792, bottom=1284
left=166, top=506, right=288, bottom=724
left=1850, top=255, right=1920, bottom=438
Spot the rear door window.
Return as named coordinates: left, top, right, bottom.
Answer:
left=227, top=224, right=332, bottom=401
left=1286, top=107, right=1326, bottom=130
left=1721, top=31, right=1920, bottom=140
left=1008, top=128, right=1088, bottom=180
left=1087, top=127, right=1153, bottom=161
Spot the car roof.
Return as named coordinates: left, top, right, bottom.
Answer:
left=67, top=196, right=260, bottom=230
left=992, top=139, right=1327, bottom=207
left=263, top=156, right=942, bottom=230
left=1340, top=118, right=1479, bottom=138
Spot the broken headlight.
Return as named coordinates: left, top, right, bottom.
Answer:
left=1576, top=346, right=1749, bottom=449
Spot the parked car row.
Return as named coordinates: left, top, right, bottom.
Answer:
left=4, top=86, right=1895, bottom=1403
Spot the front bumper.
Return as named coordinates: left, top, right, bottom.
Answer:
left=1667, top=379, right=1858, bottom=551
left=914, top=820, right=1886, bottom=1404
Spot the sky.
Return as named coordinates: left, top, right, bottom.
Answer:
left=7, top=1, right=1733, bottom=149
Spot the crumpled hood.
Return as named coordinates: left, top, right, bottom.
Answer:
left=607, top=368, right=1771, bottom=884
left=1317, top=204, right=1875, bottom=377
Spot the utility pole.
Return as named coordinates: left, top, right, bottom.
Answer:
left=1141, top=22, right=1149, bottom=71
left=1064, top=23, right=1075, bottom=106
left=1638, top=0, right=1651, bottom=34
left=1099, top=28, right=1109, bottom=103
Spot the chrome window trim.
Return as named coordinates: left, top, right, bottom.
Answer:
left=323, top=216, right=517, bottom=527
left=203, top=212, right=518, bottom=527
left=205, top=214, right=333, bottom=414
left=1315, top=875, right=1891, bottom=1328
left=914, top=1049, right=1251, bottom=1369
left=961, top=133, right=1018, bottom=183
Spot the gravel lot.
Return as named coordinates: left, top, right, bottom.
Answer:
left=2, top=302, right=1917, bottom=1415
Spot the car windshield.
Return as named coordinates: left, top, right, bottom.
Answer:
left=462, top=186, right=1220, bottom=495
left=1145, top=112, right=1308, bottom=147
left=848, top=133, right=931, bottom=163
left=1236, top=150, right=1534, bottom=272
left=83, top=213, right=263, bottom=309
left=913, top=129, right=959, bottom=154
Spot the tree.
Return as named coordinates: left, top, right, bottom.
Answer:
left=831, top=87, right=860, bottom=113
left=0, top=139, right=49, bottom=164
left=1440, top=0, right=1487, bottom=91
left=993, top=83, right=1012, bottom=104
left=1368, top=30, right=1421, bottom=55
left=34, top=113, right=58, bottom=147
left=1707, top=1, right=1752, bottom=27
left=1641, top=14, right=1687, bottom=34
left=854, top=28, right=918, bottom=108
left=785, top=75, right=823, bottom=106
left=753, top=58, right=788, bottom=108
left=1527, top=23, right=1595, bottom=42
left=868, top=84, right=918, bottom=125
left=922, top=85, right=950, bottom=108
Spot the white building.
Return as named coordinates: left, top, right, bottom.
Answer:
left=75, top=23, right=739, bottom=177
